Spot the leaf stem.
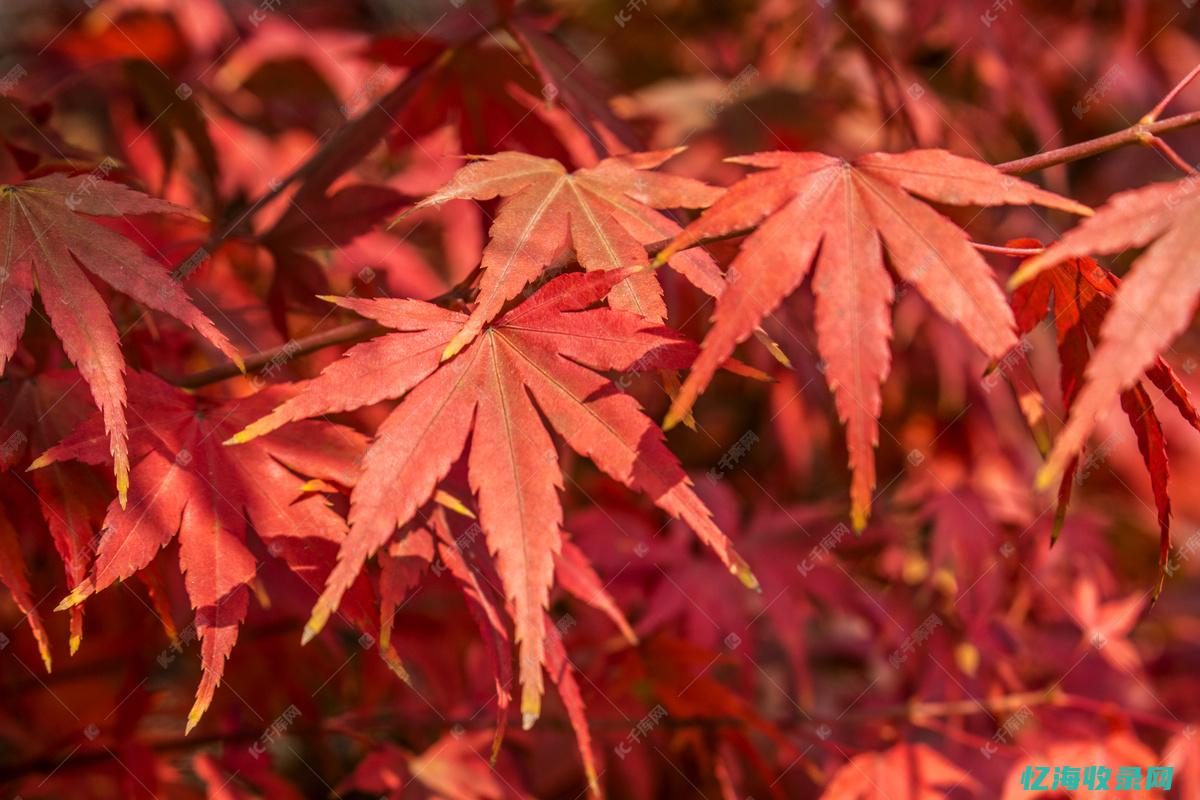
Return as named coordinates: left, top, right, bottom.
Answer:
left=1147, top=134, right=1199, bottom=176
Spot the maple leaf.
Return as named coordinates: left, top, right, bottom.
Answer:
left=0, top=508, right=52, bottom=671
left=820, top=742, right=980, bottom=799
left=1009, top=240, right=1200, bottom=591
left=411, top=149, right=726, bottom=359
left=379, top=507, right=612, bottom=795
left=229, top=268, right=757, bottom=729
left=33, top=372, right=372, bottom=732
left=342, top=733, right=510, bottom=800
left=1068, top=578, right=1145, bottom=673
left=1009, top=177, right=1200, bottom=495
left=653, top=149, right=1091, bottom=529
left=1, top=368, right=112, bottom=661
left=2, top=173, right=242, bottom=505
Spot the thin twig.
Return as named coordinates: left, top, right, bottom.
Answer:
left=174, top=84, right=1200, bottom=388
left=995, top=109, right=1200, bottom=174
left=1147, top=135, right=1199, bottom=175
left=1144, top=62, right=1200, bottom=123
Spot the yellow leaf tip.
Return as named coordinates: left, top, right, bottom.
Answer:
left=520, top=691, right=541, bottom=731
left=301, top=605, right=330, bottom=645
left=116, top=470, right=130, bottom=510
left=441, top=333, right=470, bottom=362
left=27, top=453, right=53, bottom=471
left=1034, top=464, right=1058, bottom=490
left=734, top=559, right=761, bottom=593
left=223, top=429, right=255, bottom=446
left=185, top=705, right=205, bottom=735
left=434, top=489, right=476, bottom=519
left=55, top=586, right=91, bottom=611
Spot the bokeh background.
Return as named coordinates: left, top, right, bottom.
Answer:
left=2, top=1, right=1200, bottom=797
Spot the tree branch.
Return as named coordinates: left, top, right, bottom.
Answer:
left=994, top=110, right=1200, bottom=175
left=173, top=89, right=1200, bottom=389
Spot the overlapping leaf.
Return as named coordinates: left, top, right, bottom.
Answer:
left=411, top=149, right=726, bottom=359
left=655, top=149, right=1091, bottom=528
left=1010, top=177, right=1200, bottom=491
left=33, top=372, right=376, bottom=731
left=0, top=509, right=52, bottom=671
left=1009, top=241, right=1200, bottom=592
left=378, top=506, right=622, bottom=797
left=229, top=268, right=756, bottom=729
left=821, top=743, right=980, bottom=799
left=0, top=174, right=242, bottom=505
left=1, top=368, right=109, bottom=663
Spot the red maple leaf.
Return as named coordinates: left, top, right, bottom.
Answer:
left=1009, top=240, right=1200, bottom=594
left=1, top=173, right=242, bottom=505
left=33, top=372, right=377, bottom=731
left=822, top=742, right=980, bottom=799
left=411, top=149, right=726, bottom=359
left=1010, top=177, right=1200, bottom=495
left=654, top=149, right=1090, bottom=528
left=229, top=268, right=757, bottom=729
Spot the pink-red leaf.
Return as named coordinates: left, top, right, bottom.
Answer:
left=1011, top=178, right=1200, bottom=493
left=658, top=149, right=1089, bottom=528
left=3, top=174, right=241, bottom=505
left=231, top=268, right=755, bottom=727
left=36, top=372, right=368, bottom=731
left=414, top=149, right=724, bottom=358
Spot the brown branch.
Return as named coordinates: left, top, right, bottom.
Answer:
left=175, top=319, right=384, bottom=389
left=994, top=110, right=1200, bottom=175
left=173, top=98, right=1200, bottom=388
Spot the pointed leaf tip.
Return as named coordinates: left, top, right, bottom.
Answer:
left=185, top=703, right=206, bottom=735
left=301, top=603, right=331, bottom=645
left=1034, top=464, right=1058, bottom=491
left=733, top=557, right=761, bottom=593
left=56, top=585, right=92, bottom=612
left=26, top=453, right=53, bottom=471
left=441, top=332, right=471, bottom=362
left=521, top=687, right=542, bottom=731
left=433, top=489, right=476, bottom=519
left=223, top=429, right=255, bottom=446
left=381, top=649, right=413, bottom=685
left=117, top=468, right=129, bottom=510
left=1008, top=255, right=1054, bottom=289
